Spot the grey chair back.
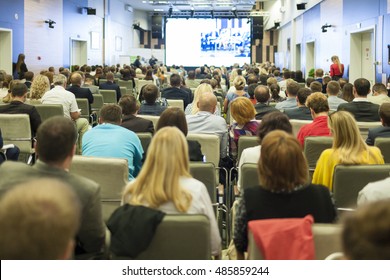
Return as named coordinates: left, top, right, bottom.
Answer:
left=332, top=164, right=390, bottom=209
left=99, top=89, right=117, bottom=104
left=91, top=94, right=104, bottom=113
left=136, top=132, right=152, bottom=152
left=189, top=162, right=217, bottom=204
left=240, top=163, right=259, bottom=190
left=375, top=137, right=390, bottom=163
left=356, top=121, right=381, bottom=139
left=304, top=136, right=333, bottom=169
left=237, top=136, right=258, bottom=163
left=34, top=104, right=64, bottom=122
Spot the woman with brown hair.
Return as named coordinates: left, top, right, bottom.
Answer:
left=234, top=130, right=336, bottom=259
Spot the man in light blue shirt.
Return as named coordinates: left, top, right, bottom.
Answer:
left=275, top=81, right=300, bottom=110
left=327, top=81, right=347, bottom=111
left=82, top=104, right=143, bottom=180
left=186, top=91, right=228, bottom=159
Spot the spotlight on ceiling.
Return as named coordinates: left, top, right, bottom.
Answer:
left=321, top=23, right=332, bottom=33
left=44, top=19, right=56, bottom=28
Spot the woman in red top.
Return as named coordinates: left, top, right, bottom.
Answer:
left=330, top=55, right=344, bottom=81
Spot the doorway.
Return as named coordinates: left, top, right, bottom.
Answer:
left=350, top=28, right=375, bottom=85
left=295, top=44, right=301, bottom=71
left=0, top=28, right=12, bottom=74
left=70, top=38, right=87, bottom=69
left=305, top=41, right=315, bottom=78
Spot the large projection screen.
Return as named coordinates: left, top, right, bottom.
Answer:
left=165, top=18, right=251, bottom=67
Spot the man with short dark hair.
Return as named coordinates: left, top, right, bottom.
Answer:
left=24, top=71, right=34, bottom=88
left=366, top=103, right=390, bottom=145
left=185, top=70, right=200, bottom=89
left=0, top=116, right=106, bottom=259
left=327, top=81, right=347, bottom=111
left=161, top=73, right=192, bottom=108
left=138, top=84, right=167, bottom=116
left=338, top=78, right=380, bottom=121
left=82, top=104, right=143, bottom=180
left=254, top=85, right=278, bottom=120
left=119, top=94, right=154, bottom=134
left=0, top=83, right=41, bottom=136
left=284, top=88, right=313, bottom=120
left=67, top=72, right=94, bottom=111
left=99, top=72, right=121, bottom=102
left=275, top=81, right=300, bottom=110
left=368, top=83, right=390, bottom=105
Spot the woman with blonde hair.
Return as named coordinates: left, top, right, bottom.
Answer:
left=229, top=97, right=258, bottom=159
left=313, top=111, right=384, bottom=191
left=234, top=130, right=336, bottom=259
left=122, top=126, right=221, bottom=257
left=184, top=83, right=221, bottom=116
left=330, top=55, right=344, bottom=81
left=29, top=74, right=50, bottom=102
left=223, top=75, right=249, bottom=114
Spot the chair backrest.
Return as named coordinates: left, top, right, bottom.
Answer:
left=356, top=121, right=381, bottom=139
left=248, top=223, right=342, bottom=260
left=34, top=104, right=64, bottom=122
left=187, top=133, right=220, bottom=167
left=118, top=80, right=133, bottom=90
left=98, top=79, right=107, bottom=86
left=0, top=114, right=33, bottom=154
left=189, top=162, right=217, bottom=204
left=99, top=89, right=117, bottom=104
left=119, top=86, right=127, bottom=97
left=304, top=136, right=333, bottom=169
left=237, top=136, right=258, bottom=162
left=137, top=115, right=160, bottom=130
left=135, top=214, right=211, bottom=260
left=136, top=132, right=152, bottom=152
left=91, top=94, right=104, bottom=113
left=70, top=155, right=129, bottom=221
left=290, top=119, right=312, bottom=137
left=240, top=163, right=259, bottom=190
left=332, top=164, right=390, bottom=209
left=167, top=99, right=184, bottom=110
left=75, top=98, right=90, bottom=120
left=375, top=137, right=390, bottom=163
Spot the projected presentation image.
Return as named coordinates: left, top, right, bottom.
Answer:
left=165, top=18, right=251, bottom=67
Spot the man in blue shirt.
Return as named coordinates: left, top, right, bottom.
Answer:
left=82, top=104, right=143, bottom=180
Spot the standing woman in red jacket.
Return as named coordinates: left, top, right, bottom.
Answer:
left=330, top=55, right=344, bottom=81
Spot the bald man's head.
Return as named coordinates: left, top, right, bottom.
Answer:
left=198, top=91, right=217, bottom=113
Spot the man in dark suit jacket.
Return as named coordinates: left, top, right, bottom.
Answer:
left=119, top=94, right=154, bottom=134
left=366, top=103, right=390, bottom=145
left=161, top=73, right=192, bottom=108
left=67, top=72, right=94, bottom=113
left=99, top=72, right=121, bottom=102
left=0, top=117, right=106, bottom=259
left=284, top=88, right=313, bottom=120
left=0, top=83, right=41, bottom=136
left=338, top=78, right=380, bottom=122
left=254, top=85, right=278, bottom=120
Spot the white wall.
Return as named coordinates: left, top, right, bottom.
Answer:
left=24, top=0, right=63, bottom=74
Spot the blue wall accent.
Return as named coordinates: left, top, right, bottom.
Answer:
left=343, top=0, right=381, bottom=26
left=0, top=0, right=24, bottom=63
left=62, top=0, right=89, bottom=68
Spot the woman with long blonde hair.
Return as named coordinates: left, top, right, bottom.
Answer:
left=121, top=126, right=221, bottom=257
left=184, top=83, right=221, bottom=116
left=330, top=55, right=344, bottom=81
left=29, top=74, right=50, bottom=102
left=312, top=111, right=384, bottom=190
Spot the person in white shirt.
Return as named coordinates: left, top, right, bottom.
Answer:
left=122, top=126, right=221, bottom=258
left=41, top=74, right=89, bottom=153
left=367, top=83, right=390, bottom=105
left=326, top=81, right=347, bottom=111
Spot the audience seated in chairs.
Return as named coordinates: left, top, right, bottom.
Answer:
left=366, top=103, right=390, bottom=145
left=312, top=110, right=384, bottom=191
left=156, top=107, right=203, bottom=162
left=0, top=116, right=106, bottom=259
left=238, top=111, right=292, bottom=192
left=284, top=87, right=313, bottom=121
left=297, top=92, right=331, bottom=147
left=138, top=84, right=167, bottom=116
left=0, top=128, right=20, bottom=164
left=0, top=178, right=81, bottom=260
left=185, top=83, right=221, bottom=116
left=342, top=199, right=390, bottom=259
left=29, top=74, right=50, bottom=103
left=82, top=104, right=143, bottom=181
left=275, top=80, right=300, bottom=110
left=254, top=85, right=278, bottom=120
left=0, top=83, right=42, bottom=137
left=121, top=126, right=221, bottom=258
left=118, top=94, right=154, bottom=134
left=326, top=81, right=347, bottom=111
left=161, top=73, right=192, bottom=109
left=234, top=130, right=336, bottom=259
left=67, top=72, right=94, bottom=113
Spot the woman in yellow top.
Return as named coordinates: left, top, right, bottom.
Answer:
left=312, top=111, right=384, bottom=191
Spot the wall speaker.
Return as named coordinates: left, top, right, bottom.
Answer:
left=152, top=16, right=163, bottom=39
left=87, top=8, right=96, bottom=15
left=252, top=17, right=263, bottom=40
left=296, top=3, right=306, bottom=10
